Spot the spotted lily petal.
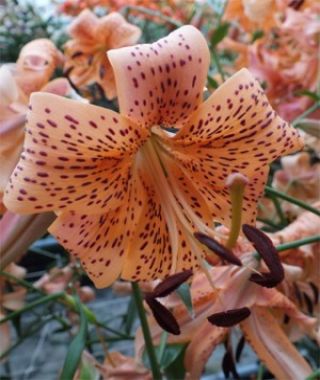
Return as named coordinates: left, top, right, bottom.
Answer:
left=3, top=93, right=149, bottom=215
left=108, top=25, right=210, bottom=127
left=166, top=68, right=303, bottom=226
left=241, top=306, right=312, bottom=379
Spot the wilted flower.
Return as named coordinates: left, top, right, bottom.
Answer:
left=4, top=26, right=303, bottom=288
left=63, top=9, right=141, bottom=99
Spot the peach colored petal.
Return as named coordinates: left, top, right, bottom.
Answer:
left=68, top=9, right=99, bottom=41
left=15, top=39, right=63, bottom=96
left=2, top=288, right=27, bottom=311
left=0, top=211, right=56, bottom=268
left=0, top=115, right=25, bottom=205
left=241, top=306, right=312, bottom=380
left=168, top=68, right=303, bottom=227
left=0, top=66, right=19, bottom=106
left=41, top=78, right=73, bottom=96
left=102, top=351, right=151, bottom=380
left=0, top=314, right=11, bottom=362
left=184, top=322, right=226, bottom=379
left=108, top=25, right=210, bottom=128
left=96, top=12, right=141, bottom=49
left=3, top=93, right=149, bottom=215
left=64, top=10, right=141, bottom=100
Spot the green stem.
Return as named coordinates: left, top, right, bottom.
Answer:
left=211, top=49, right=225, bottom=82
left=292, top=101, right=320, bottom=127
left=0, top=316, right=53, bottom=360
left=253, top=234, right=320, bottom=260
left=0, top=293, right=64, bottom=324
left=270, top=195, right=288, bottom=225
left=306, top=369, right=320, bottom=380
left=123, top=5, right=182, bottom=27
left=131, top=282, right=162, bottom=380
left=257, top=217, right=284, bottom=229
left=276, top=235, right=320, bottom=252
left=0, top=271, right=129, bottom=339
left=265, top=186, right=320, bottom=216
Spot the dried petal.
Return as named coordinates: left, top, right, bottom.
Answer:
left=150, top=270, right=193, bottom=298
left=145, top=297, right=180, bottom=335
left=194, top=232, right=242, bottom=266
left=222, top=351, right=240, bottom=379
left=242, top=224, right=284, bottom=287
left=208, top=307, right=251, bottom=327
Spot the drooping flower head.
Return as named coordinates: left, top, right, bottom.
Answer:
left=63, top=9, right=141, bottom=99
left=4, top=26, right=303, bottom=288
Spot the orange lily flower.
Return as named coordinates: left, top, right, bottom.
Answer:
left=224, top=0, right=280, bottom=33
left=139, top=254, right=316, bottom=379
left=4, top=26, right=303, bottom=288
left=63, top=10, right=141, bottom=99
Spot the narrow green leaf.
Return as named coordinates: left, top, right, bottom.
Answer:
left=306, top=369, right=320, bottom=380
left=294, top=89, right=320, bottom=101
left=176, top=283, right=193, bottom=318
left=60, top=296, right=88, bottom=380
left=211, top=22, right=230, bottom=47
left=159, top=344, right=185, bottom=369
left=251, top=29, right=264, bottom=42
left=122, top=296, right=137, bottom=335
left=207, top=76, right=219, bottom=89
left=157, top=331, right=168, bottom=364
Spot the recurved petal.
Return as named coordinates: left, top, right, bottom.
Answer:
left=167, top=68, right=303, bottom=226
left=50, top=209, right=127, bottom=288
left=184, top=321, right=227, bottom=380
left=97, top=12, right=141, bottom=48
left=173, top=68, right=303, bottom=152
left=108, top=25, right=210, bottom=128
left=241, top=306, right=312, bottom=380
left=68, top=9, right=98, bottom=41
left=3, top=93, right=149, bottom=215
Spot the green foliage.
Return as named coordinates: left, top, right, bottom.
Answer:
left=60, top=296, right=88, bottom=380
left=176, top=283, right=194, bottom=317
left=210, top=22, right=230, bottom=47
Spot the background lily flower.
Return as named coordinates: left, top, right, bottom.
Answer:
left=0, top=263, right=27, bottom=362
left=222, top=2, right=320, bottom=121
left=4, top=26, right=303, bottom=288
left=63, top=9, right=141, bottom=99
left=0, top=211, right=56, bottom=269
left=0, top=39, right=66, bottom=209
left=138, top=254, right=316, bottom=379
